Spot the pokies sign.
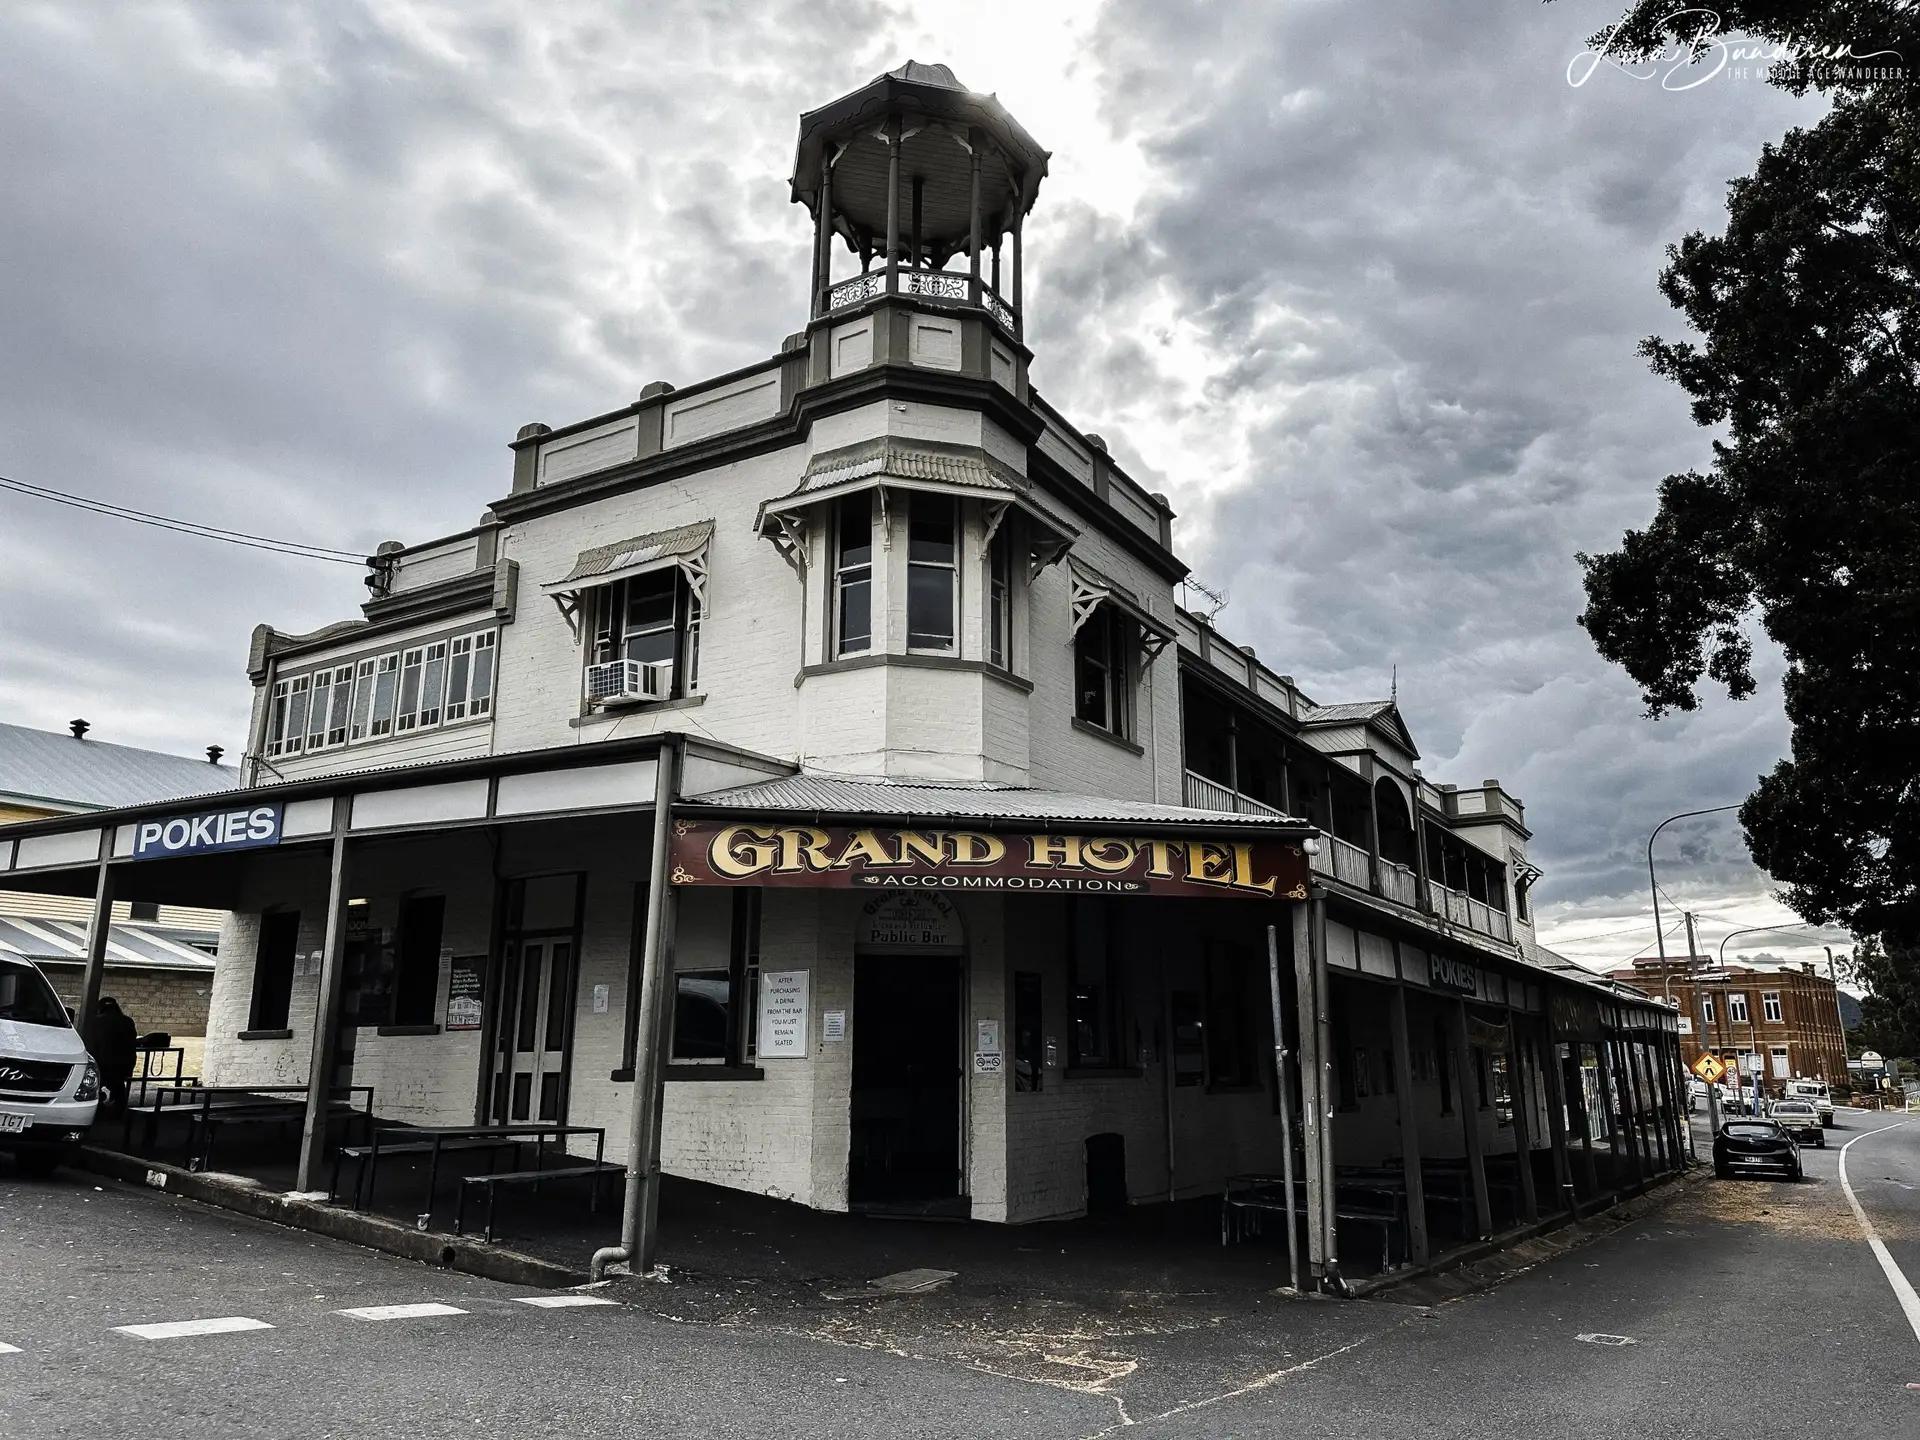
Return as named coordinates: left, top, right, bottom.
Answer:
left=129, top=803, right=283, bottom=861
left=669, top=820, right=1310, bottom=901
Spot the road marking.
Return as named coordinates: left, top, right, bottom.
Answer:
left=1574, top=1333, right=1636, bottom=1346
left=0, top=1342, right=21, bottom=1355
left=335, top=1302, right=468, bottom=1321
left=514, top=1295, right=619, bottom=1309
left=115, top=1317, right=273, bottom=1341
left=1837, top=1121, right=1920, bottom=1347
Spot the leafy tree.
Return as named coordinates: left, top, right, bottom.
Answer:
left=1574, top=5, right=1920, bottom=956
left=1848, top=935, right=1920, bottom=1061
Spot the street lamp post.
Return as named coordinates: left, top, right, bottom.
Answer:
left=1647, top=805, right=1744, bottom=1005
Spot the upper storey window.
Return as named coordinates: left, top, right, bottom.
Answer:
left=591, top=570, right=701, bottom=700
left=265, top=626, right=495, bottom=759
left=987, top=524, right=1011, bottom=669
left=907, top=492, right=958, bottom=651
left=834, top=493, right=873, bottom=656
left=1073, top=604, right=1133, bottom=740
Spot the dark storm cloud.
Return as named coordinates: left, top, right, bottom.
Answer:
left=1020, top=0, right=1824, bottom=946
left=0, top=2, right=1825, bottom=956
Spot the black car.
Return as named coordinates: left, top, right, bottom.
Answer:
left=1714, top=1119, right=1802, bottom=1181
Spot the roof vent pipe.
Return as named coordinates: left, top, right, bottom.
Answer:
left=207, top=745, right=225, bottom=765
left=69, top=719, right=89, bottom=740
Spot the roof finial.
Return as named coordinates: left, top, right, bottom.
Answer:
left=1390, top=665, right=1398, bottom=704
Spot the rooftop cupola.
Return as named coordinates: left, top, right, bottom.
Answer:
left=791, top=61, right=1050, bottom=339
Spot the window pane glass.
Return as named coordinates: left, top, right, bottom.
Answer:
left=396, top=651, right=423, bottom=729
left=445, top=638, right=471, bottom=719
left=370, top=656, right=399, bottom=735
left=419, top=643, right=447, bottom=726
left=908, top=492, right=956, bottom=563
left=1074, top=609, right=1111, bottom=728
left=907, top=564, right=954, bottom=648
left=327, top=666, right=354, bottom=744
left=544, top=942, right=572, bottom=1052
left=1069, top=898, right=1113, bottom=1067
left=838, top=575, right=870, bottom=653
left=837, top=493, right=872, bottom=568
left=285, top=678, right=310, bottom=753
left=307, top=673, right=331, bottom=747
left=267, top=685, right=289, bottom=756
left=349, top=661, right=375, bottom=741
left=625, top=571, right=676, bottom=632
left=470, top=635, right=495, bottom=710
left=672, top=971, right=732, bottom=1060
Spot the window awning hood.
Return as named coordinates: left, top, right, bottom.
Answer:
left=754, top=437, right=1076, bottom=571
left=540, top=520, right=714, bottom=598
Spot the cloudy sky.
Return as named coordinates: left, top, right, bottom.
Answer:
left=0, top=2, right=1848, bottom=973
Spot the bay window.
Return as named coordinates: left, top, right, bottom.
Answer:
left=988, top=523, right=1011, bottom=669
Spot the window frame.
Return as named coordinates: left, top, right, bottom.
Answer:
left=269, top=623, right=495, bottom=761
left=1066, top=895, right=1128, bottom=1071
left=591, top=573, right=700, bottom=700
left=987, top=521, right=1012, bottom=671
left=833, top=492, right=874, bottom=657
left=249, top=909, right=301, bottom=1032
left=388, top=893, right=446, bottom=1029
left=1762, top=991, right=1783, bottom=1023
left=1073, top=602, right=1134, bottom=740
left=905, top=490, right=959, bottom=652
left=1728, top=992, right=1750, bottom=1025
left=668, top=888, right=762, bottom=1066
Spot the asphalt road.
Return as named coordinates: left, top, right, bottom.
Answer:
left=2, top=1113, right=1917, bottom=1439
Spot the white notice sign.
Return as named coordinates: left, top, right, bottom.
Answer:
left=976, top=1020, right=1000, bottom=1056
left=973, top=1052, right=1002, bottom=1076
left=592, top=984, right=610, bottom=1014
left=822, top=1009, right=846, bottom=1043
left=758, top=970, right=810, bottom=1057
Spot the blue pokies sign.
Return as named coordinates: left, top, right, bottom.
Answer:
left=130, top=803, right=283, bottom=860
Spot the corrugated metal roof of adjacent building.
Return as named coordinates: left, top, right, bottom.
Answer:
left=1299, top=701, right=1396, bottom=725
left=0, top=722, right=239, bottom=813
left=683, top=772, right=1312, bottom=827
left=0, top=915, right=217, bottom=972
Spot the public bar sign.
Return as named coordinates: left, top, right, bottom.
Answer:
left=130, top=803, right=284, bottom=861
left=670, top=820, right=1310, bottom=900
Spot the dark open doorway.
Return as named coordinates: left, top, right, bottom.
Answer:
left=849, top=955, right=963, bottom=1211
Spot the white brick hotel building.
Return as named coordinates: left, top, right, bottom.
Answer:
left=0, top=62, right=1684, bottom=1285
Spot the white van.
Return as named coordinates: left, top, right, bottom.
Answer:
left=1782, top=1078, right=1834, bottom=1125
left=0, top=955, right=100, bottom=1175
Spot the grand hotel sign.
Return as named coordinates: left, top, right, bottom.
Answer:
left=670, top=820, right=1310, bottom=901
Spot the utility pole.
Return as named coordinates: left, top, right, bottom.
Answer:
left=1824, top=945, right=1849, bottom=1090
left=1684, top=911, right=1719, bottom=1140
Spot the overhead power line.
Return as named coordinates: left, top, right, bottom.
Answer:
left=0, top=475, right=365, bottom=565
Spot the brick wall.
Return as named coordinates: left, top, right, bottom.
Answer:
left=42, top=963, right=213, bottom=1037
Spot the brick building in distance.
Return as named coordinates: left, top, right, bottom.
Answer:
left=1607, top=957, right=1849, bottom=1094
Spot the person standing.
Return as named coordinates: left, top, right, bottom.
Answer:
left=86, top=997, right=138, bottom=1117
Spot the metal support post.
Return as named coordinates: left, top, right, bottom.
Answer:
left=75, top=835, right=115, bottom=1034
left=295, top=813, right=352, bottom=1193
left=1266, top=923, right=1301, bottom=1291
left=1446, top=1000, right=1491, bottom=1238
left=1388, top=977, right=1429, bottom=1265
left=1505, top=1010, right=1538, bottom=1223
left=593, top=736, right=684, bottom=1279
left=1541, top=1032, right=1576, bottom=1213
left=883, top=118, right=900, bottom=295
left=1291, top=901, right=1328, bottom=1281
left=967, top=130, right=982, bottom=306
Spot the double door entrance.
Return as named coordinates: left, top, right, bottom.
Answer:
left=488, top=875, right=584, bottom=1126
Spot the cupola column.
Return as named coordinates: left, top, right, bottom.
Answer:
left=884, top=116, right=902, bottom=295
left=812, top=154, right=833, bottom=317
left=968, top=130, right=983, bottom=305
left=1010, top=214, right=1024, bottom=338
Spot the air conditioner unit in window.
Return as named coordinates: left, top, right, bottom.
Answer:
left=585, top=658, right=674, bottom=706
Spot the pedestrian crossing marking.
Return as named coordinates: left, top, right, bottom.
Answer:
left=335, top=1302, right=468, bottom=1321
left=514, top=1295, right=618, bottom=1308
left=115, top=1317, right=274, bottom=1341
left=0, top=1342, right=21, bottom=1354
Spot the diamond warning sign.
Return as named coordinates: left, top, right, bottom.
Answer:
left=1691, top=1053, right=1727, bottom=1084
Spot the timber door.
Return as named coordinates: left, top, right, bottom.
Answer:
left=491, top=937, right=576, bottom=1124
left=848, top=955, right=963, bottom=1208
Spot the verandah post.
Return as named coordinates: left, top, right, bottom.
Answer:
left=1387, top=974, right=1429, bottom=1266
left=75, top=832, right=115, bottom=1036
left=295, top=808, right=352, bottom=1194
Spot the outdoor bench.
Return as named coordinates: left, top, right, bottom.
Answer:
left=453, top=1160, right=625, bottom=1243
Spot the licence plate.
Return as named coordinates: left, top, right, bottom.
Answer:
left=1732, top=1156, right=1767, bottom=1165
left=0, top=1114, right=27, bottom=1135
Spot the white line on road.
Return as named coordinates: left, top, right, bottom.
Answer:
left=335, top=1302, right=468, bottom=1321
left=1837, top=1121, right=1920, bottom=1347
left=514, top=1295, right=619, bottom=1309
left=0, top=1342, right=21, bottom=1355
left=114, top=1317, right=274, bottom=1341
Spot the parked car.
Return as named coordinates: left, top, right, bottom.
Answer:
left=1782, top=1079, right=1834, bottom=1126
left=1713, top=1118, right=1803, bottom=1181
left=1768, top=1098, right=1826, bottom=1147
left=0, top=956, right=100, bottom=1176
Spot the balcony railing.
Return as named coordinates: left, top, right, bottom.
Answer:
left=1183, top=770, right=1284, bottom=818
left=1329, top=836, right=1371, bottom=889
left=824, top=268, right=1018, bottom=333
left=1378, top=859, right=1418, bottom=908
left=1429, top=879, right=1512, bottom=943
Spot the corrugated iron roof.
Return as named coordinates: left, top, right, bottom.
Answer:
left=0, top=915, right=216, bottom=972
left=683, top=772, right=1311, bottom=828
left=0, top=722, right=238, bottom=813
left=1300, top=701, right=1396, bottom=725
left=785, top=437, right=1031, bottom=501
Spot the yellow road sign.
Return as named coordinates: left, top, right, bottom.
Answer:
left=1692, top=1053, right=1726, bottom=1084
